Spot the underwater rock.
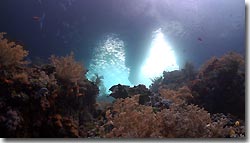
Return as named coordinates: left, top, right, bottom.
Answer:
left=138, top=94, right=150, bottom=105
left=109, top=84, right=152, bottom=99
left=109, top=84, right=130, bottom=99
left=129, top=84, right=151, bottom=96
left=150, top=62, right=196, bottom=92
left=146, top=93, right=172, bottom=109
left=109, top=84, right=172, bottom=109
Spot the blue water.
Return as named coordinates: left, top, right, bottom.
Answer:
left=0, top=0, right=245, bottom=95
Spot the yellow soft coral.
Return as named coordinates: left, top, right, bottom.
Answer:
left=0, top=32, right=29, bottom=68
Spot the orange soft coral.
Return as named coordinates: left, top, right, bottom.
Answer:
left=101, top=92, right=230, bottom=138
left=102, top=95, right=162, bottom=138
left=0, top=32, right=29, bottom=68
left=50, top=52, right=86, bottom=84
left=159, top=86, right=193, bottom=105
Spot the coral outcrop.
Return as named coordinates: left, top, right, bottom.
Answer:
left=149, top=62, right=196, bottom=92
left=190, top=52, right=245, bottom=119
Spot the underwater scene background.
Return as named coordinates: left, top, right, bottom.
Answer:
left=0, top=0, right=246, bottom=138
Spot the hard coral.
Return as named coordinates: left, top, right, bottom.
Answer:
left=50, top=52, right=86, bottom=84
left=0, top=32, right=28, bottom=68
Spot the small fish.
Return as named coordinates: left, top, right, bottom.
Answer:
left=32, top=13, right=46, bottom=30
left=235, top=121, right=240, bottom=126
left=197, top=37, right=202, bottom=41
left=32, top=16, right=41, bottom=21
left=4, top=79, right=14, bottom=84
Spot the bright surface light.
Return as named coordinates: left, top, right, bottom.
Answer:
left=140, top=28, right=179, bottom=87
left=86, top=34, right=132, bottom=96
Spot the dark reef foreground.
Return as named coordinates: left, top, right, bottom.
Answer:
left=0, top=33, right=245, bottom=138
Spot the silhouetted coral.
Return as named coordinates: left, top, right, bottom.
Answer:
left=149, top=76, right=162, bottom=93
left=150, top=62, right=196, bottom=92
left=90, top=73, right=107, bottom=96
left=190, top=52, right=245, bottom=119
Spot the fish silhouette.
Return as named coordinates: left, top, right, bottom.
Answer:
left=197, top=37, right=202, bottom=41
left=32, top=13, right=46, bottom=30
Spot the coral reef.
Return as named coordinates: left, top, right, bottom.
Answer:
left=0, top=33, right=245, bottom=138
left=0, top=34, right=99, bottom=137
